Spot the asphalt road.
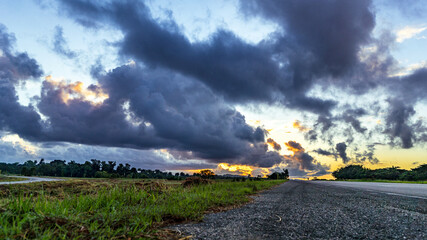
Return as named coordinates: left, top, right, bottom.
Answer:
left=310, top=180, right=427, bottom=199
left=0, top=176, right=63, bottom=185
left=173, top=180, right=427, bottom=240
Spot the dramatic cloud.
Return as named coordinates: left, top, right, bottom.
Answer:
left=383, top=99, right=415, bottom=148
left=57, top=0, right=285, bottom=103
left=240, top=0, right=383, bottom=94
left=35, top=64, right=282, bottom=167
left=313, top=148, right=336, bottom=157
left=293, top=120, right=309, bottom=132
left=390, top=68, right=427, bottom=104
left=342, top=108, right=367, bottom=134
left=335, top=142, right=349, bottom=163
left=54, top=0, right=387, bottom=114
left=1, top=21, right=285, bottom=169
left=355, top=144, right=379, bottom=164
left=1, top=0, right=426, bottom=177
left=52, top=26, right=77, bottom=59
left=0, top=24, right=44, bottom=139
left=283, top=140, right=329, bottom=174
left=266, top=138, right=281, bottom=151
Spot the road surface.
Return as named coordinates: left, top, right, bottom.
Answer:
left=173, top=180, right=427, bottom=239
left=0, top=176, right=63, bottom=185
left=311, top=180, right=427, bottom=199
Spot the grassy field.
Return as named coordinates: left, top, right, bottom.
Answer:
left=0, top=176, right=27, bottom=182
left=0, top=178, right=285, bottom=239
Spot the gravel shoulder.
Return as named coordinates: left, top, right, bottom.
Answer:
left=172, top=180, right=427, bottom=240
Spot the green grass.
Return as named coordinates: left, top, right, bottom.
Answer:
left=0, top=179, right=285, bottom=239
left=337, top=179, right=427, bottom=184
left=0, top=176, right=27, bottom=182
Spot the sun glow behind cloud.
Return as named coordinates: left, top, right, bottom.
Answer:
left=1, top=134, right=38, bottom=156
left=215, top=163, right=270, bottom=177
left=45, top=75, right=108, bottom=105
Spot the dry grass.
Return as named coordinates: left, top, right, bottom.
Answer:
left=0, top=178, right=285, bottom=239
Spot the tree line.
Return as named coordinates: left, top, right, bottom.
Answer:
left=332, top=164, right=427, bottom=181
left=0, top=159, right=288, bottom=180
left=0, top=159, right=191, bottom=180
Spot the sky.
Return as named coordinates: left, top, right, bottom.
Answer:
left=0, top=0, right=426, bottom=179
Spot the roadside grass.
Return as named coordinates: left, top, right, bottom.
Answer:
left=338, top=179, right=427, bottom=184
left=0, top=178, right=285, bottom=239
left=0, top=176, right=27, bottom=183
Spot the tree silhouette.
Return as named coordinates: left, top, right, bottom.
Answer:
left=199, top=169, right=215, bottom=179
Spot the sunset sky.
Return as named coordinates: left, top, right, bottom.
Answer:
left=0, top=0, right=426, bottom=178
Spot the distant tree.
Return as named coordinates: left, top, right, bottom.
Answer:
left=410, top=164, right=427, bottom=180
left=102, top=161, right=116, bottom=173
left=268, top=169, right=288, bottom=179
left=116, top=164, right=125, bottom=177
left=283, top=169, right=289, bottom=179
left=199, top=169, right=215, bottom=179
left=21, top=166, right=28, bottom=176
left=90, top=159, right=102, bottom=174
left=399, top=171, right=416, bottom=181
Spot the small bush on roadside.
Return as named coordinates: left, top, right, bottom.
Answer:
left=182, top=176, right=212, bottom=187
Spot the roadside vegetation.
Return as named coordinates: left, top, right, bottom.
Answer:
left=0, top=177, right=285, bottom=239
left=0, top=176, right=26, bottom=182
left=0, top=170, right=26, bottom=182
left=332, top=164, right=427, bottom=182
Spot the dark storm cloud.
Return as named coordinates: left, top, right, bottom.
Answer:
left=240, top=0, right=384, bottom=110
left=305, top=130, right=317, bottom=142
left=36, top=64, right=283, bottom=167
left=239, top=0, right=425, bottom=151
left=285, top=140, right=304, bottom=152
left=1, top=22, right=284, bottom=168
left=335, top=142, right=349, bottom=163
left=305, top=105, right=375, bottom=151
left=342, top=109, right=367, bottom=134
left=304, top=115, right=334, bottom=143
left=383, top=99, right=415, bottom=149
left=391, top=68, right=427, bottom=104
left=242, top=0, right=374, bottom=74
left=380, top=68, right=427, bottom=149
left=316, top=116, right=334, bottom=132
left=239, top=143, right=284, bottom=168
left=313, top=148, right=335, bottom=157
left=355, top=144, right=379, bottom=164
left=53, top=0, right=387, bottom=114
left=57, top=0, right=285, bottom=103
left=0, top=24, right=43, bottom=139
left=0, top=24, right=43, bottom=83
left=52, top=26, right=77, bottom=59
left=266, top=138, right=281, bottom=151
left=283, top=141, right=329, bottom=173
left=4, top=0, right=425, bottom=170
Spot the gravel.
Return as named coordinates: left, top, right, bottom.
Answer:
left=172, top=180, right=427, bottom=240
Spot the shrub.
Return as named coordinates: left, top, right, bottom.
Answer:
left=182, top=176, right=212, bottom=187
